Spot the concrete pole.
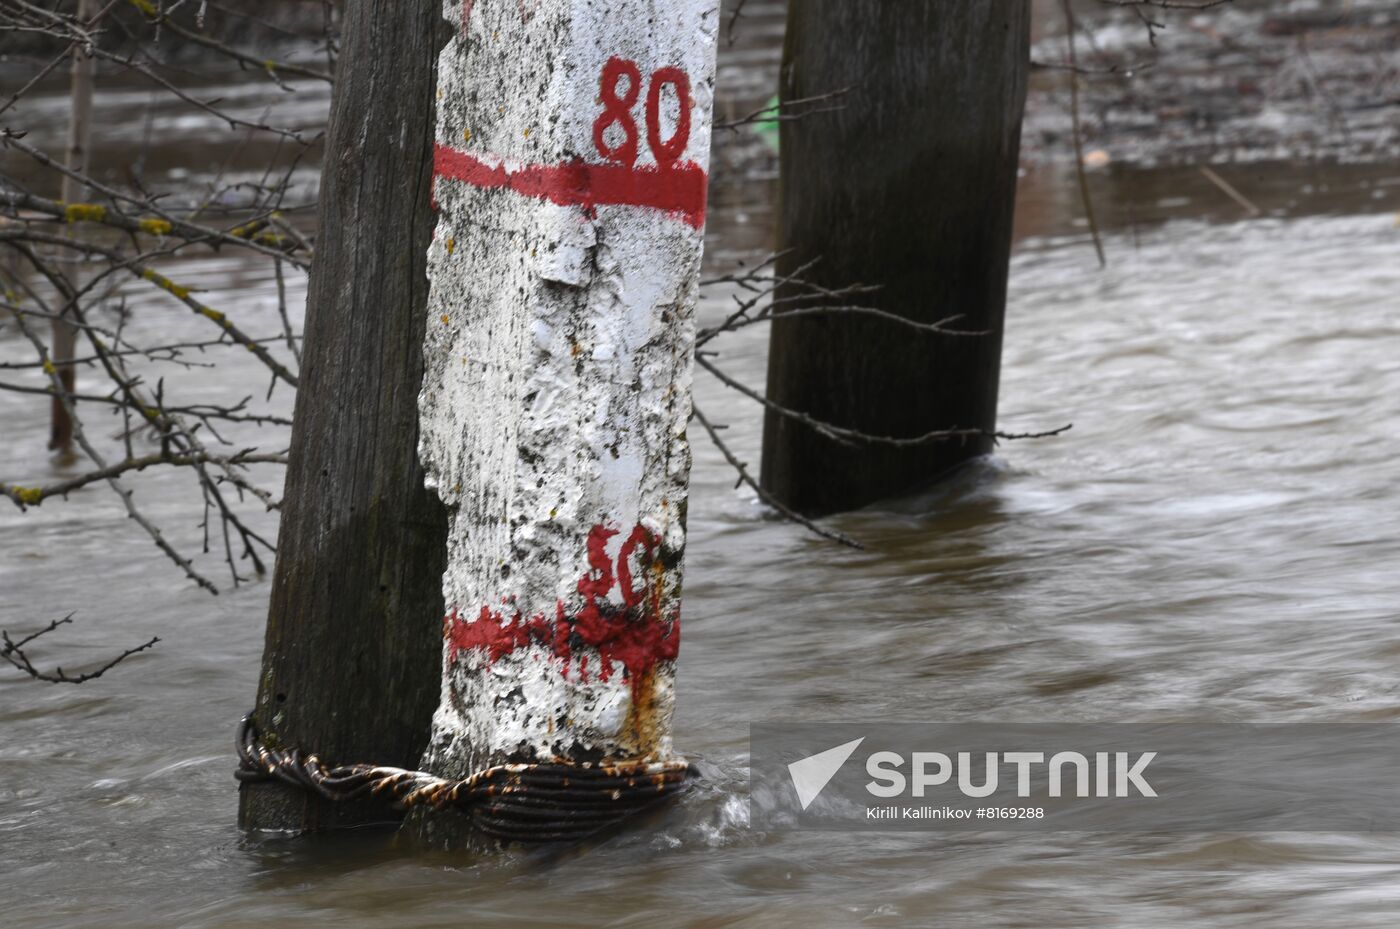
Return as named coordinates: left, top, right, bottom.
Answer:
left=416, top=0, right=719, bottom=810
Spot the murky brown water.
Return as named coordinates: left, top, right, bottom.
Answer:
left=5, top=2, right=1400, bottom=926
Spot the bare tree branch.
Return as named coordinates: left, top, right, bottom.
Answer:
left=2, top=614, right=159, bottom=684
left=693, top=405, right=864, bottom=550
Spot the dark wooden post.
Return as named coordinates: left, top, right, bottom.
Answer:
left=239, top=0, right=450, bottom=831
left=760, top=0, right=1031, bottom=516
left=51, top=0, right=96, bottom=459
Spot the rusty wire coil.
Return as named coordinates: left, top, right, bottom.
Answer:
left=235, top=713, right=695, bottom=843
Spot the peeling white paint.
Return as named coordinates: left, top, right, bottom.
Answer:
left=419, top=0, right=719, bottom=777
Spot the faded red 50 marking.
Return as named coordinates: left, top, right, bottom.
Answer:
left=443, top=524, right=680, bottom=700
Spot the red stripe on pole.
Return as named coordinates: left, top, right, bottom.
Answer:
left=433, top=143, right=708, bottom=228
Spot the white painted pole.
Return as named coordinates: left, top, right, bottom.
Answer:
left=417, top=0, right=719, bottom=796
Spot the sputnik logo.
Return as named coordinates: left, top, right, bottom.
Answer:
left=788, top=737, right=865, bottom=811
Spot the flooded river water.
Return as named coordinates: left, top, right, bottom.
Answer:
left=3, top=2, right=1400, bottom=927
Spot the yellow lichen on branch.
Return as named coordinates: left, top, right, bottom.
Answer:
left=14, top=487, right=44, bottom=506
left=229, top=220, right=287, bottom=249
left=58, top=202, right=172, bottom=237
left=141, top=268, right=192, bottom=300
left=64, top=203, right=107, bottom=224
left=126, top=263, right=298, bottom=388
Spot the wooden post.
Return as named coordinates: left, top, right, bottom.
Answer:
left=414, top=0, right=719, bottom=833
left=239, top=1, right=450, bottom=831
left=760, top=0, right=1031, bottom=516
left=52, top=0, right=95, bottom=459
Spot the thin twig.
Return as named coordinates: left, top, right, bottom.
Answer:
left=1198, top=164, right=1261, bottom=216
left=693, top=405, right=863, bottom=549
left=1063, top=0, right=1107, bottom=268
left=2, top=614, right=159, bottom=684
left=8, top=308, right=218, bottom=592
left=698, top=354, right=1072, bottom=449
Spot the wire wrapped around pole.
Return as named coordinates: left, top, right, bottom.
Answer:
left=235, top=713, right=695, bottom=843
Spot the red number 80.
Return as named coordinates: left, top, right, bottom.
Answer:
left=593, top=57, right=691, bottom=169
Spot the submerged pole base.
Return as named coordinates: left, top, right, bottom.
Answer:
left=235, top=714, right=694, bottom=844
